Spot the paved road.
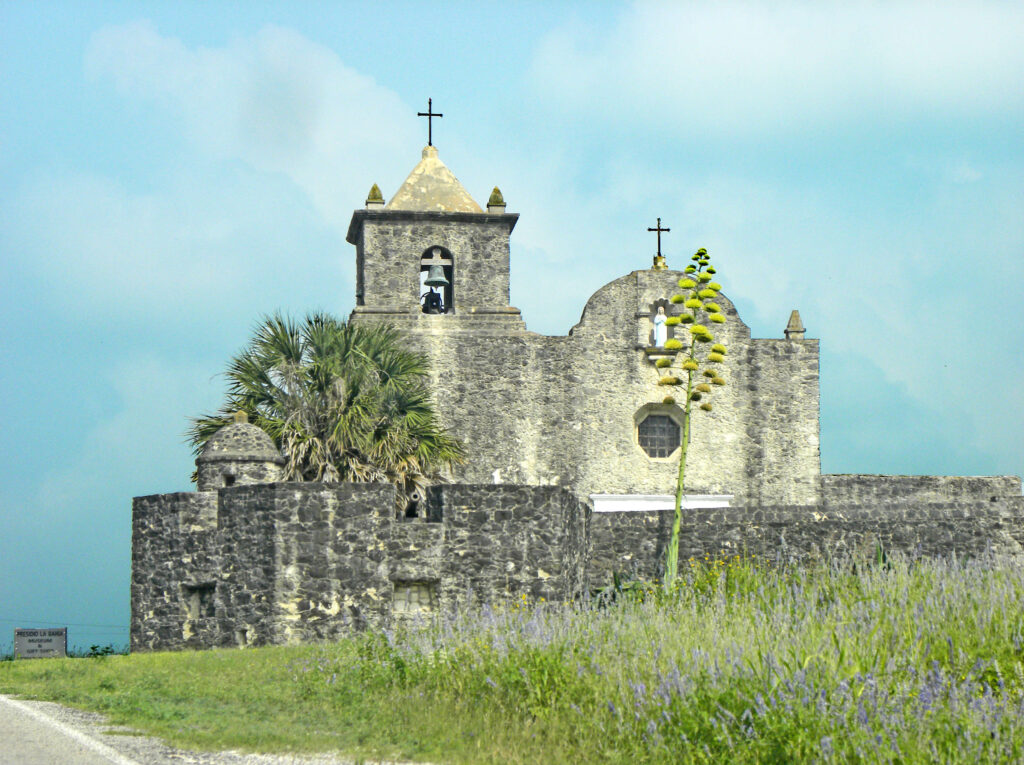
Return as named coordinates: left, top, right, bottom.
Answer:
left=0, top=695, right=427, bottom=765
left=0, top=695, right=138, bottom=765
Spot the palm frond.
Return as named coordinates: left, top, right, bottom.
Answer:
left=187, top=311, right=463, bottom=503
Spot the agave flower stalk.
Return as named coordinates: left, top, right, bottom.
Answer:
left=659, top=249, right=728, bottom=588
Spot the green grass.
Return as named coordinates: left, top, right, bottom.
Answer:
left=2, top=553, right=1023, bottom=763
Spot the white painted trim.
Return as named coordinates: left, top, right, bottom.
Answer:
left=589, top=493, right=733, bottom=512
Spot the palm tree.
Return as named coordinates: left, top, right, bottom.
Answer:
left=188, top=312, right=464, bottom=504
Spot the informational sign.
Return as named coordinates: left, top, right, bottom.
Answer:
left=13, top=628, right=67, bottom=659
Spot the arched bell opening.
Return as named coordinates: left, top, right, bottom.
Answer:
left=419, top=246, right=454, bottom=314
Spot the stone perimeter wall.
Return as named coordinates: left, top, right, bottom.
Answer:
left=822, top=474, right=1021, bottom=506
left=590, top=496, right=1024, bottom=584
left=131, top=483, right=589, bottom=652
left=131, top=492, right=219, bottom=651
left=134, top=479, right=1024, bottom=652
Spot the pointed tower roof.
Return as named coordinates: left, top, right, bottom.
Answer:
left=385, top=146, right=483, bottom=213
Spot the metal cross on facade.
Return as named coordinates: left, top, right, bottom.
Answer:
left=417, top=98, right=443, bottom=146
left=647, top=217, right=670, bottom=256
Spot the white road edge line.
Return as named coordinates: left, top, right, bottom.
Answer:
left=0, top=694, right=143, bottom=765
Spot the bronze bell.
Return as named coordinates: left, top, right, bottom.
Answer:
left=424, top=264, right=449, bottom=287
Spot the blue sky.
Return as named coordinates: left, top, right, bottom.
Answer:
left=2, top=1, right=1022, bottom=650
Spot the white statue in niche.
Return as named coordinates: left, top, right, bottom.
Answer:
left=652, top=305, right=668, bottom=347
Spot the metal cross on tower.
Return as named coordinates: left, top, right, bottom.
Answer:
left=417, top=98, right=443, bottom=146
left=647, top=217, right=670, bottom=256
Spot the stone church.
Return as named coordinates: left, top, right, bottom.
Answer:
left=131, top=143, right=1023, bottom=652
left=348, top=144, right=819, bottom=509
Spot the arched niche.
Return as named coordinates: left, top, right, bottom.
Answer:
left=647, top=297, right=673, bottom=347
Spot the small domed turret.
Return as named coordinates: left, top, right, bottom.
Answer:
left=196, top=411, right=285, bottom=491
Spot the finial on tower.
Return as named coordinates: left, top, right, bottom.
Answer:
left=233, top=410, right=249, bottom=424
left=785, top=310, right=806, bottom=340
left=365, top=183, right=384, bottom=208
left=487, top=186, right=506, bottom=213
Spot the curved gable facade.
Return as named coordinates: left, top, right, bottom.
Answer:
left=348, top=153, right=821, bottom=506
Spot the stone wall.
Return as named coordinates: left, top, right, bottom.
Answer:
left=590, top=497, right=1024, bottom=586
left=822, top=474, right=1022, bottom=506
left=216, top=483, right=396, bottom=647
left=131, top=482, right=590, bottom=651
left=213, top=485, right=279, bottom=647
left=131, top=492, right=218, bottom=652
left=413, top=331, right=580, bottom=490
left=744, top=341, right=821, bottom=505
left=430, top=485, right=589, bottom=607
left=134, top=479, right=1024, bottom=651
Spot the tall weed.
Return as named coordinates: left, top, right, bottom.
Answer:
left=1, top=552, right=1021, bottom=763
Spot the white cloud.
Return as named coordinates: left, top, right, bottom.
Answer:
left=946, top=161, right=983, bottom=184
left=502, top=146, right=1024, bottom=476
left=531, top=2, right=1024, bottom=137
left=6, top=22, right=399, bottom=332
left=36, top=355, right=212, bottom=514
left=4, top=166, right=342, bottom=324
left=85, top=21, right=417, bottom=231
left=58, top=15, right=1021, bottom=482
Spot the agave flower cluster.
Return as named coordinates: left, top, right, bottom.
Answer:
left=657, top=248, right=727, bottom=413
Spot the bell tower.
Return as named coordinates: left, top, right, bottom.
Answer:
left=346, top=145, right=525, bottom=332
